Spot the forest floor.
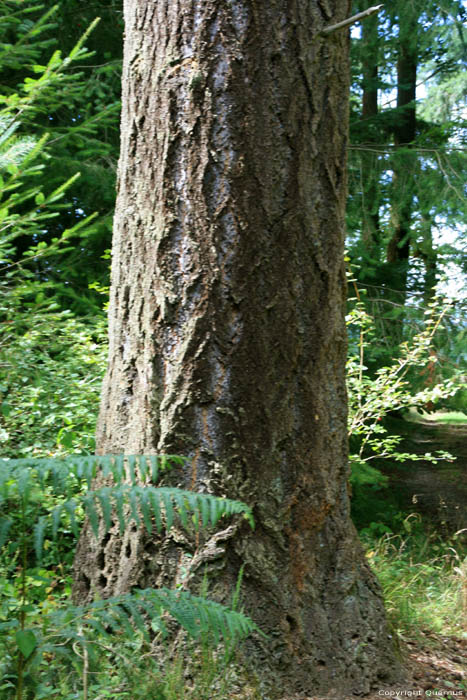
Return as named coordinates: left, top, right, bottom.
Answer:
left=362, top=631, right=467, bottom=699
left=387, top=416, right=467, bottom=536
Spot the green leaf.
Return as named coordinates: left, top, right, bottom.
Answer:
left=15, top=629, right=37, bottom=659
left=34, top=516, right=47, bottom=561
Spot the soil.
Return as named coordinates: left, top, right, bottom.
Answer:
left=383, top=419, right=467, bottom=537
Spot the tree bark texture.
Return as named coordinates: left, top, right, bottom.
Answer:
left=74, top=0, right=397, bottom=695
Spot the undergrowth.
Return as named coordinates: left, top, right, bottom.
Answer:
left=361, top=518, right=467, bottom=641
left=0, top=454, right=261, bottom=700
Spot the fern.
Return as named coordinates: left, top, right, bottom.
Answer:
left=0, top=455, right=254, bottom=559
left=0, top=118, right=37, bottom=171
left=0, top=454, right=185, bottom=494
left=0, top=453, right=259, bottom=698
left=8, top=586, right=262, bottom=688
left=43, top=588, right=262, bottom=650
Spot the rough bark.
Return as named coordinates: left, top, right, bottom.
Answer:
left=73, top=0, right=397, bottom=695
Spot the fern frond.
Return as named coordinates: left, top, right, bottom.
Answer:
left=96, top=486, right=113, bottom=532
left=119, top=597, right=148, bottom=639
left=0, top=517, right=12, bottom=549
left=63, top=499, right=80, bottom=537
left=0, top=456, right=254, bottom=546
left=33, top=516, right=47, bottom=561
left=85, top=485, right=254, bottom=536
left=0, top=454, right=185, bottom=492
left=137, top=588, right=263, bottom=643
left=128, top=486, right=140, bottom=527
left=82, top=491, right=100, bottom=537
left=46, top=588, right=262, bottom=648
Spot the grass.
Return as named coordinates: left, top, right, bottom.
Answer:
left=405, top=408, right=467, bottom=425
left=362, top=518, right=467, bottom=640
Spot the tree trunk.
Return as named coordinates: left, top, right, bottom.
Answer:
left=387, top=8, right=418, bottom=299
left=360, top=0, right=381, bottom=255
left=73, top=0, right=397, bottom=695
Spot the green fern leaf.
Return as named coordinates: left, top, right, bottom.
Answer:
left=112, top=487, right=126, bottom=534
left=51, top=503, right=63, bottom=539
left=63, top=499, right=80, bottom=537
left=136, top=454, right=148, bottom=481
left=0, top=517, right=12, bottom=549
left=96, top=486, right=113, bottom=532
left=210, top=495, right=222, bottom=525
left=113, top=454, right=126, bottom=483
left=17, top=466, right=32, bottom=504
left=99, top=455, right=115, bottom=482
left=83, top=493, right=99, bottom=537
left=200, top=495, right=210, bottom=528
left=33, top=516, right=47, bottom=561
left=161, top=489, right=175, bottom=530
left=128, top=487, right=140, bottom=527
left=173, top=491, right=188, bottom=528
left=148, top=489, right=162, bottom=531
left=120, top=598, right=148, bottom=639
left=138, top=487, right=152, bottom=533
left=84, top=615, right=110, bottom=639
left=127, top=455, right=137, bottom=485
left=148, top=455, right=160, bottom=482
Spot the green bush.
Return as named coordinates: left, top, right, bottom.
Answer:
left=0, top=310, right=106, bottom=457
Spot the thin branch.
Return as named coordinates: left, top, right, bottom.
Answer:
left=319, top=4, right=384, bottom=37
left=348, top=144, right=467, bottom=154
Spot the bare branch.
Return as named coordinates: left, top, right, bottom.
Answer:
left=319, top=4, right=384, bottom=37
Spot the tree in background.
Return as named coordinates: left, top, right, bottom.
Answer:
left=0, top=1, right=111, bottom=456
left=0, top=0, right=122, bottom=314
left=73, top=1, right=397, bottom=696
left=348, top=0, right=466, bottom=346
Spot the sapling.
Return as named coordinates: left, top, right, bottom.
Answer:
left=346, top=275, right=458, bottom=489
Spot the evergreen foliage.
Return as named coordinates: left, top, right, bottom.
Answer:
left=0, top=0, right=120, bottom=315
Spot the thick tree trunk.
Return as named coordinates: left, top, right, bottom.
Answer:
left=73, top=0, right=397, bottom=695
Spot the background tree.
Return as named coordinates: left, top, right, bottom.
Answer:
left=348, top=0, right=466, bottom=347
left=0, top=0, right=122, bottom=314
left=0, top=1, right=112, bottom=456
left=73, top=1, right=397, bottom=696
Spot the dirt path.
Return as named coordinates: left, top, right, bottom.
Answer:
left=384, top=420, right=467, bottom=535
